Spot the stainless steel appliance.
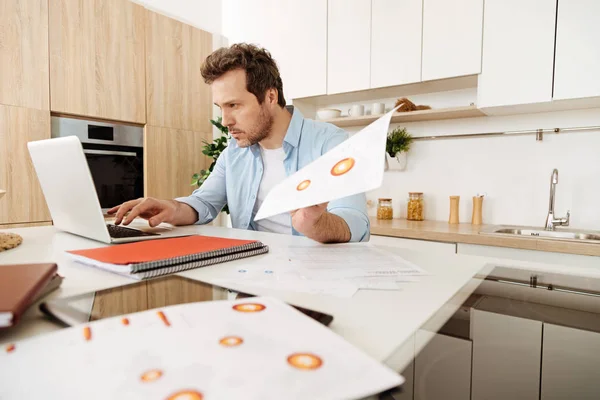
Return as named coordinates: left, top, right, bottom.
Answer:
left=51, top=116, right=144, bottom=211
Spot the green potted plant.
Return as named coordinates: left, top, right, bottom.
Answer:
left=191, top=117, right=230, bottom=214
left=385, top=127, right=413, bottom=171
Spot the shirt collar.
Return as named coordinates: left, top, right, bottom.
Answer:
left=283, top=107, right=304, bottom=148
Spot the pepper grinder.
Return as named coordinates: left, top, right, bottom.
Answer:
left=472, top=194, right=484, bottom=225
left=449, top=196, right=460, bottom=224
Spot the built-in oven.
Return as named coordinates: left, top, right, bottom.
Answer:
left=51, top=116, right=144, bottom=212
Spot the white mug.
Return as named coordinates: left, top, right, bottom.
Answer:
left=371, top=103, right=385, bottom=115
left=348, top=104, right=364, bottom=117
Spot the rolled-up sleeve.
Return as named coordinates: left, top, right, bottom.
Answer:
left=174, top=149, right=228, bottom=225
left=322, top=130, right=370, bottom=242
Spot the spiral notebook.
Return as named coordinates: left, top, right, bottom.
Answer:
left=66, top=235, right=269, bottom=280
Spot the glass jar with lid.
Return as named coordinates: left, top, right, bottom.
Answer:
left=406, top=192, right=424, bottom=221
left=377, top=198, right=393, bottom=220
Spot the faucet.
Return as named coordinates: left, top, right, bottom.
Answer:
left=545, top=168, right=570, bottom=230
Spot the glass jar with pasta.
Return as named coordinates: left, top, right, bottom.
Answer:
left=377, top=198, right=393, bottom=220
left=406, top=192, right=424, bottom=221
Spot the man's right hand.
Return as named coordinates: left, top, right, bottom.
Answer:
left=107, top=197, right=178, bottom=227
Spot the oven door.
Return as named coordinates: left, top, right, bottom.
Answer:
left=83, top=145, right=144, bottom=211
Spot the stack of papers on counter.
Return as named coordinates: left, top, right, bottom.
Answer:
left=0, top=297, right=403, bottom=399
left=213, top=245, right=430, bottom=298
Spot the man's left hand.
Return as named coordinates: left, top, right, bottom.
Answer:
left=290, top=202, right=328, bottom=234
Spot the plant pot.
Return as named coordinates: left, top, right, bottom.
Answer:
left=385, top=152, right=407, bottom=171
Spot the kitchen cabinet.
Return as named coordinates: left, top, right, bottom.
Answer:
left=370, top=0, right=422, bottom=89
left=370, top=235, right=456, bottom=255
left=456, top=243, right=600, bottom=269
left=327, top=0, right=371, bottom=95
left=222, top=0, right=327, bottom=101
left=414, top=330, right=472, bottom=400
left=147, top=276, right=214, bottom=308
left=540, top=323, right=600, bottom=399
left=267, top=1, right=327, bottom=101
left=49, top=0, right=146, bottom=124
left=0, top=0, right=49, bottom=110
left=145, top=126, right=211, bottom=200
left=471, top=309, right=542, bottom=400
left=0, top=105, right=51, bottom=225
left=421, top=0, right=483, bottom=81
left=145, top=9, right=213, bottom=132
left=477, top=0, right=556, bottom=108
left=553, top=0, right=600, bottom=101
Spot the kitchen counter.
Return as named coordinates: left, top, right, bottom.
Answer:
left=369, top=217, right=600, bottom=257
left=0, top=222, right=494, bottom=374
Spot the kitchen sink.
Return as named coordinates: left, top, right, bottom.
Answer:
left=480, top=226, right=600, bottom=243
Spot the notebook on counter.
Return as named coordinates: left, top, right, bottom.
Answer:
left=66, top=235, right=269, bottom=280
left=0, top=263, right=59, bottom=328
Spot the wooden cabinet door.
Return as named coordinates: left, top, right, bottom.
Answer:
left=553, top=0, right=600, bottom=100
left=371, top=0, right=422, bottom=89
left=49, top=0, right=146, bottom=123
left=541, top=323, right=600, bottom=399
left=0, top=0, right=49, bottom=110
left=145, top=126, right=211, bottom=199
left=477, top=0, right=556, bottom=108
left=421, top=0, right=483, bottom=81
left=145, top=10, right=213, bottom=132
left=327, top=0, right=371, bottom=95
left=0, top=105, right=51, bottom=225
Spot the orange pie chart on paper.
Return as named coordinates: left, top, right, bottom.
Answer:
left=166, top=390, right=203, bottom=400
left=219, top=336, right=244, bottom=347
left=296, top=179, right=311, bottom=191
left=232, top=303, right=266, bottom=313
left=287, top=353, right=323, bottom=370
left=330, top=157, right=355, bottom=176
left=141, top=369, right=163, bottom=382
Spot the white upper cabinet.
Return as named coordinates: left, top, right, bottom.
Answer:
left=269, top=0, right=327, bottom=101
left=222, top=0, right=327, bottom=102
left=553, top=0, right=600, bottom=101
left=370, top=0, right=422, bottom=89
left=477, top=0, right=557, bottom=108
left=327, top=0, right=371, bottom=95
left=421, top=0, right=483, bottom=81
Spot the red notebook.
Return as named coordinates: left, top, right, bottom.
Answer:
left=67, top=235, right=269, bottom=280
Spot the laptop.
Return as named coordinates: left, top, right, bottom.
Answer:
left=28, top=136, right=189, bottom=244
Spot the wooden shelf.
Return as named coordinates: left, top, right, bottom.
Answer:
left=321, top=106, right=485, bottom=128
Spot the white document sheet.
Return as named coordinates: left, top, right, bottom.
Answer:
left=212, top=245, right=428, bottom=296
left=0, top=297, right=403, bottom=399
left=255, top=108, right=398, bottom=221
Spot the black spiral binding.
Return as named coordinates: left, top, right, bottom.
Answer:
left=131, top=241, right=267, bottom=273
left=135, top=245, right=270, bottom=279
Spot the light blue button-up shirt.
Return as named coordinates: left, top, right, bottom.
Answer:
left=175, top=108, right=370, bottom=242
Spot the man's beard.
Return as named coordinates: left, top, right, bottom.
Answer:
left=234, top=106, right=273, bottom=148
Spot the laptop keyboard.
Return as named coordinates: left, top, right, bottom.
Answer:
left=107, top=224, right=158, bottom=238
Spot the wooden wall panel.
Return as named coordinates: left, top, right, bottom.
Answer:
left=145, top=9, right=213, bottom=132
left=49, top=0, right=146, bottom=123
left=0, top=105, right=51, bottom=225
left=145, top=125, right=211, bottom=199
left=0, top=0, right=49, bottom=110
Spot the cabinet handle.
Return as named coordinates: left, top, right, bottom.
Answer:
left=83, top=149, right=137, bottom=157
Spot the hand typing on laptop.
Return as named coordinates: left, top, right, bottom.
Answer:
left=108, top=197, right=198, bottom=228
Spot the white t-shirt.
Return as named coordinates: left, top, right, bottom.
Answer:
left=253, top=146, right=292, bottom=234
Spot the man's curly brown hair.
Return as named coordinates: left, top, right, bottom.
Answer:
left=201, top=43, right=286, bottom=108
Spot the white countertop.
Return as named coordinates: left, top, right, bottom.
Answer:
left=0, top=222, right=514, bottom=372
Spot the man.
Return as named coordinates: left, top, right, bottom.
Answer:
left=109, top=43, right=369, bottom=243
